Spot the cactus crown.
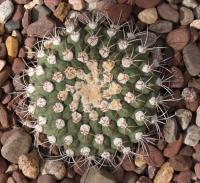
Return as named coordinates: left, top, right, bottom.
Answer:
left=19, top=12, right=170, bottom=167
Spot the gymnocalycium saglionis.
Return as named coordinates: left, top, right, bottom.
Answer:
left=17, top=12, right=172, bottom=167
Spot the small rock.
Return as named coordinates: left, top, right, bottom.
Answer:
left=194, top=5, right=200, bottom=18
left=12, top=58, right=26, bottom=75
left=0, top=155, right=8, bottom=174
left=122, top=156, right=136, bottom=171
left=154, top=162, right=174, bottom=183
left=189, top=78, right=200, bottom=92
left=53, top=2, right=70, bottom=22
left=169, top=154, right=192, bottom=171
left=12, top=171, right=28, bottom=183
left=112, top=166, right=124, bottom=183
left=22, top=9, right=31, bottom=33
left=5, top=20, right=21, bottom=32
left=149, top=20, right=173, bottom=33
left=193, top=144, right=200, bottom=161
left=6, top=164, right=19, bottom=173
left=0, top=43, right=7, bottom=59
left=37, top=175, right=57, bottom=183
left=81, top=168, right=116, bottom=183
left=179, top=146, right=194, bottom=156
left=135, top=155, right=146, bottom=168
left=0, top=59, right=6, bottom=71
left=5, top=36, right=19, bottom=60
left=175, top=109, right=192, bottom=130
left=190, top=19, right=200, bottom=29
left=7, top=177, right=15, bottom=183
left=61, top=178, right=74, bottom=183
left=196, top=106, right=200, bottom=127
left=181, top=87, right=199, bottom=111
left=135, top=0, right=160, bottom=8
left=166, top=28, right=190, bottom=50
left=0, top=66, right=10, bottom=87
left=0, top=104, right=9, bottom=128
left=122, top=172, right=138, bottom=183
left=173, top=170, right=192, bottom=183
left=44, top=0, right=61, bottom=11
left=27, top=16, right=55, bottom=38
left=32, top=5, right=51, bottom=21
left=182, top=0, right=198, bottom=8
left=184, top=125, right=200, bottom=146
left=194, top=163, right=200, bottom=179
left=14, top=0, right=31, bottom=4
left=183, top=43, right=200, bottom=76
left=69, top=0, right=85, bottom=11
left=42, top=160, right=66, bottom=180
left=25, top=37, right=36, bottom=49
left=0, top=23, right=5, bottom=35
left=0, top=174, right=8, bottom=183
left=180, top=6, right=194, bottom=25
left=163, top=117, right=178, bottom=143
left=12, top=5, right=25, bottom=21
left=148, top=166, right=157, bottom=179
left=1, top=128, right=32, bottom=163
left=136, top=176, right=152, bottom=183
left=18, top=150, right=40, bottom=179
left=100, top=4, right=132, bottom=23
left=170, top=66, right=184, bottom=88
left=164, top=134, right=183, bottom=158
left=0, top=0, right=14, bottom=23
left=157, top=3, right=179, bottom=23
left=138, top=8, right=158, bottom=24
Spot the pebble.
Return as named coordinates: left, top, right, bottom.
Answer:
left=194, top=5, right=200, bottom=18
left=148, top=166, right=157, bottom=179
left=1, top=128, right=32, bottom=163
left=170, top=66, right=184, bottom=88
left=179, top=146, right=194, bottom=156
left=182, top=0, right=198, bottom=9
left=7, top=177, right=15, bottom=183
left=135, top=0, right=160, bottom=8
left=53, top=2, right=70, bottom=22
left=61, top=178, right=74, bottom=183
left=12, top=58, right=26, bottom=75
left=0, top=66, right=10, bottom=87
left=175, top=109, right=192, bottom=130
left=169, top=154, right=192, bottom=171
left=100, top=4, right=132, bottom=23
left=136, top=176, right=152, bottom=183
left=27, top=16, right=55, bottom=38
left=14, top=0, right=32, bottom=4
left=0, top=174, right=8, bottom=183
left=122, top=156, right=136, bottom=171
left=122, top=172, right=138, bottom=183
left=0, top=59, right=6, bottom=72
left=12, top=5, right=25, bottom=21
left=138, top=8, right=158, bottom=24
left=44, top=0, right=60, bottom=11
left=81, top=168, right=116, bottom=183
left=196, top=106, right=200, bottom=127
left=0, top=155, right=8, bottom=174
left=68, top=0, right=85, bottom=11
left=163, top=134, right=183, bottom=158
left=190, top=19, right=200, bottom=29
left=0, top=0, right=14, bottom=23
left=166, top=28, right=190, bottom=50
left=37, top=175, right=57, bottom=183
left=18, top=150, right=40, bottom=179
left=0, top=23, right=5, bottom=35
left=182, top=87, right=199, bottom=111
left=149, top=20, right=173, bottom=33
left=163, top=117, right=178, bottom=143
left=22, top=10, right=31, bottom=33
left=189, top=78, right=200, bottom=92
left=157, top=3, right=179, bottom=23
left=5, top=20, right=21, bottom=32
left=184, top=125, right=200, bottom=146
left=112, top=166, right=124, bottom=183
left=41, top=160, right=66, bottom=180
left=180, top=6, right=194, bottom=25
left=5, top=36, right=19, bottom=60
left=0, top=43, right=7, bottom=59
left=193, top=144, right=200, bottom=161
left=194, top=163, right=200, bottom=179
left=32, top=5, right=51, bottom=21
left=0, top=104, right=9, bottom=128
left=173, top=170, right=192, bottom=183
left=154, top=162, right=174, bottom=183
left=12, top=171, right=29, bottom=183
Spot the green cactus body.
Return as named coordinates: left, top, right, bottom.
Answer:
left=24, top=14, right=166, bottom=164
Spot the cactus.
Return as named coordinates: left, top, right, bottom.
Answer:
left=19, top=12, right=171, bottom=166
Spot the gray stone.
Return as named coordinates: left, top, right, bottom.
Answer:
left=175, top=109, right=192, bottom=130
left=196, top=106, right=200, bottom=127
left=183, top=43, right=200, bottom=76
left=41, top=160, right=66, bottom=180
left=180, top=6, right=194, bottom=25
left=1, top=128, right=32, bottom=163
left=0, top=0, right=14, bottom=23
left=163, top=117, right=178, bottom=143
left=37, top=175, right=57, bottom=183
left=81, top=168, right=116, bottom=183
left=149, top=20, right=173, bottom=33
left=182, top=0, right=198, bottom=9
left=5, top=20, right=21, bottom=32
left=122, top=172, right=138, bottom=183
left=184, top=125, right=200, bottom=146
left=32, top=5, right=51, bottom=22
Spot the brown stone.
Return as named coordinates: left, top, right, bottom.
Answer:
left=135, top=0, right=160, bottom=8
left=44, top=0, right=61, bottom=11
left=0, top=174, right=9, bottom=183
left=12, top=171, right=29, bottom=183
left=12, top=5, right=25, bottom=21
left=53, top=2, right=70, bottom=22
left=0, top=23, right=5, bottom=35
left=194, top=163, right=200, bottom=179
left=0, top=104, right=9, bottom=129
left=166, top=28, right=190, bottom=50
left=0, top=66, right=11, bottom=87
left=12, top=58, right=26, bottom=74
left=22, top=10, right=31, bottom=33
left=170, top=66, right=184, bottom=88
left=173, top=170, right=192, bottom=183
left=0, top=43, right=7, bottom=59
left=122, top=156, right=136, bottom=171
left=5, top=36, right=19, bottom=61
left=0, top=155, right=8, bottom=174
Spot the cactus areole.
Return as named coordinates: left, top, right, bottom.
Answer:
left=21, top=13, right=169, bottom=166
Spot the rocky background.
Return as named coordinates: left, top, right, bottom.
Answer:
left=0, top=0, right=200, bottom=183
